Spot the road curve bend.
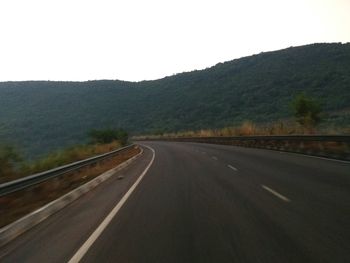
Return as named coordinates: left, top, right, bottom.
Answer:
left=1, top=141, right=349, bottom=263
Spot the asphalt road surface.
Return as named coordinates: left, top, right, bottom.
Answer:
left=1, top=142, right=349, bottom=263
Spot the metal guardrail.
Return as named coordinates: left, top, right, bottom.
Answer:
left=141, top=135, right=350, bottom=160
left=146, top=135, right=350, bottom=142
left=0, top=144, right=136, bottom=197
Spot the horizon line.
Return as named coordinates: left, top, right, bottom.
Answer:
left=0, top=41, right=348, bottom=84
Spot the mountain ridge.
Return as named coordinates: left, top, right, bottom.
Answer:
left=0, top=42, right=349, bottom=158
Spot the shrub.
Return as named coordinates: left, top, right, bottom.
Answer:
left=290, top=93, right=322, bottom=128
left=88, top=128, right=128, bottom=145
left=0, top=145, right=21, bottom=180
left=23, top=141, right=121, bottom=175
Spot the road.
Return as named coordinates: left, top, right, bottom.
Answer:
left=0, top=141, right=349, bottom=262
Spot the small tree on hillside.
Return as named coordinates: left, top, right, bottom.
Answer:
left=290, top=93, right=322, bottom=128
left=88, top=128, right=128, bottom=146
left=0, top=145, right=21, bottom=179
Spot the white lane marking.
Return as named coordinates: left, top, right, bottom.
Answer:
left=68, top=145, right=155, bottom=263
left=212, top=156, right=218, bottom=161
left=266, top=149, right=350, bottom=164
left=261, top=185, right=290, bottom=202
left=227, top=165, right=238, bottom=171
left=201, top=151, right=206, bottom=154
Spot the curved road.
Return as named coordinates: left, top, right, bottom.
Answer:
left=1, top=141, right=349, bottom=262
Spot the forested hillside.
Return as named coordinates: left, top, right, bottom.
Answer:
left=1, top=43, right=349, bottom=158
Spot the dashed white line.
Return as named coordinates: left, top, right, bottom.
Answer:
left=212, top=156, right=218, bottom=161
left=68, top=145, right=155, bottom=263
left=261, top=185, right=290, bottom=202
left=227, top=165, right=238, bottom=171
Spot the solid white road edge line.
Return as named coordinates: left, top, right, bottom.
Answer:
left=68, top=145, right=155, bottom=263
left=269, top=148, right=350, bottom=164
left=227, top=165, right=238, bottom=171
left=261, top=185, right=291, bottom=202
left=301, top=154, right=350, bottom=164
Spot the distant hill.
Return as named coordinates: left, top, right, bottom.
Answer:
left=0, top=43, right=350, bottom=158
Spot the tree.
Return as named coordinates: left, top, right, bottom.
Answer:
left=88, top=128, right=128, bottom=146
left=0, top=145, right=21, bottom=179
left=290, top=93, right=322, bottom=127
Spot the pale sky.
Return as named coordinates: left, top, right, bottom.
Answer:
left=0, top=0, right=349, bottom=82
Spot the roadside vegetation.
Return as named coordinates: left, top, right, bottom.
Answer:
left=89, top=128, right=128, bottom=145
left=0, top=128, right=128, bottom=183
left=290, top=92, right=322, bottom=129
left=0, top=145, right=21, bottom=181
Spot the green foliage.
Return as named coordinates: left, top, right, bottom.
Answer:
left=88, top=128, right=128, bottom=146
left=0, top=145, right=21, bottom=179
left=0, top=43, right=349, bottom=158
left=291, top=93, right=322, bottom=127
left=21, top=150, right=73, bottom=174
